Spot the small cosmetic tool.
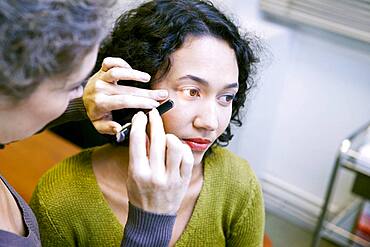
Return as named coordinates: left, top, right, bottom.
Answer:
left=115, top=99, right=174, bottom=143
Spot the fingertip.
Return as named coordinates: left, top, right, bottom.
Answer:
left=102, top=57, right=132, bottom=72
left=148, top=107, right=160, bottom=118
left=157, top=90, right=169, bottom=99
left=101, top=57, right=114, bottom=72
left=152, top=107, right=159, bottom=114
left=130, top=111, right=148, bottom=139
left=136, top=111, right=145, bottom=117
left=112, top=124, right=123, bottom=134
left=133, top=111, right=147, bottom=122
left=149, top=100, right=160, bottom=108
left=141, top=73, right=151, bottom=82
left=93, top=120, right=117, bottom=135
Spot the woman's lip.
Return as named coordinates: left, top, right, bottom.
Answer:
left=182, top=138, right=211, bottom=151
left=183, top=138, right=211, bottom=144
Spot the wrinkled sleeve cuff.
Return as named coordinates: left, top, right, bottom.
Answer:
left=121, top=202, right=176, bottom=247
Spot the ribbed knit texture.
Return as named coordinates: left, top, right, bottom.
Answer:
left=122, top=203, right=176, bottom=247
left=0, top=175, right=41, bottom=247
left=30, top=146, right=264, bottom=247
left=45, top=97, right=87, bottom=129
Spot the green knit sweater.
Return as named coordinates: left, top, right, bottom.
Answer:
left=30, top=146, right=264, bottom=247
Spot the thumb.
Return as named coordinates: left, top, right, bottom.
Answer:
left=92, top=119, right=122, bottom=135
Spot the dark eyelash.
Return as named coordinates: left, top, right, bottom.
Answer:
left=71, top=85, right=81, bottom=91
left=225, top=95, right=234, bottom=101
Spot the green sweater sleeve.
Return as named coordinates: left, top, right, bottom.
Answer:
left=30, top=184, right=74, bottom=247
left=30, top=151, right=124, bottom=247
left=227, top=174, right=265, bottom=247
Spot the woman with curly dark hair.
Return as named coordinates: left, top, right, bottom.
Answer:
left=30, top=0, right=264, bottom=246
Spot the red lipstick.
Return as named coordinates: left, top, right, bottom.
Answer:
left=183, top=138, right=211, bottom=152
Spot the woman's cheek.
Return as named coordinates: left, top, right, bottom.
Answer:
left=219, top=107, right=232, bottom=133
left=162, top=100, right=193, bottom=133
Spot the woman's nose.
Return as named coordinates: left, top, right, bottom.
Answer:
left=193, top=102, right=218, bottom=131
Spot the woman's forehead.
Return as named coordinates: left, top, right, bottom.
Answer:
left=165, top=36, right=239, bottom=86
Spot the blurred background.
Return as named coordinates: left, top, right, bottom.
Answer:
left=219, top=1, right=370, bottom=246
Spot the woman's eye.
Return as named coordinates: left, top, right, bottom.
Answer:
left=219, top=94, right=235, bottom=105
left=69, top=85, right=83, bottom=99
left=69, top=85, right=82, bottom=92
left=183, top=88, right=200, bottom=98
left=71, top=86, right=80, bottom=92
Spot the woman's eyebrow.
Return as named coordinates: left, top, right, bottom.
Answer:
left=179, top=74, right=209, bottom=86
left=225, top=82, right=239, bottom=89
left=179, top=74, right=238, bottom=89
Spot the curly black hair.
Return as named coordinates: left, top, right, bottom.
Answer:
left=96, top=0, right=260, bottom=147
left=0, top=0, right=114, bottom=103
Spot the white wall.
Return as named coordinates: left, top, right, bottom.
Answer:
left=220, top=0, right=370, bottom=227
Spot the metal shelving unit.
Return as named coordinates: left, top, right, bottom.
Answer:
left=312, top=121, right=370, bottom=247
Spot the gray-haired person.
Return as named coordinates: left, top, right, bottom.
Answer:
left=0, top=1, right=177, bottom=246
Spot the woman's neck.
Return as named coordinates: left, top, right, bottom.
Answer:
left=92, top=144, right=129, bottom=187
left=92, top=144, right=131, bottom=224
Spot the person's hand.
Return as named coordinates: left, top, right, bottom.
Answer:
left=83, top=57, right=169, bottom=135
left=127, top=109, right=194, bottom=214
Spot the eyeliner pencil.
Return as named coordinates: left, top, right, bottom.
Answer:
left=115, top=99, right=174, bottom=143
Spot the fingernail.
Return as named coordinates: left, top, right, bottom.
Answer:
left=158, top=90, right=168, bottom=98
left=141, top=73, right=151, bottom=82
left=136, top=111, right=146, bottom=117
